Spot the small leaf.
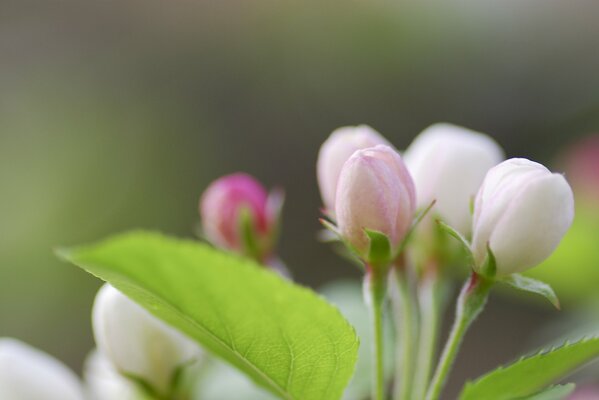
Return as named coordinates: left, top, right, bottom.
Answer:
left=319, top=218, right=342, bottom=239
left=459, top=337, right=599, bottom=400
left=436, top=220, right=474, bottom=266
left=58, top=231, right=359, bottom=400
left=397, top=200, right=436, bottom=254
left=518, top=384, right=575, bottom=400
left=501, top=274, right=560, bottom=309
left=364, top=229, right=391, bottom=265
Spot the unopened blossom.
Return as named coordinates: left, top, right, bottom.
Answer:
left=335, top=145, right=416, bottom=259
left=562, top=134, right=599, bottom=202
left=84, top=350, right=138, bottom=400
left=317, top=125, right=391, bottom=216
left=200, top=173, right=281, bottom=261
left=404, top=123, right=504, bottom=235
left=471, top=158, right=574, bottom=275
left=92, top=284, right=201, bottom=395
left=0, top=338, right=84, bottom=400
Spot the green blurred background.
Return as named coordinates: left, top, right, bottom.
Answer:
left=1, top=0, right=599, bottom=398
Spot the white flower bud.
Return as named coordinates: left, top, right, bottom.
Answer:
left=404, top=123, right=504, bottom=235
left=317, top=125, right=391, bottom=215
left=92, top=284, right=201, bottom=395
left=335, top=145, right=416, bottom=257
left=471, top=158, right=575, bottom=275
left=0, top=338, right=83, bottom=400
left=84, top=350, right=138, bottom=400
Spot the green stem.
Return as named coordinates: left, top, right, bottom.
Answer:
left=365, top=267, right=388, bottom=400
left=412, top=269, right=442, bottom=400
left=392, top=267, right=417, bottom=400
left=425, top=272, right=492, bottom=400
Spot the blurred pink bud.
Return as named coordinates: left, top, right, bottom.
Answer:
left=568, top=385, right=599, bottom=400
left=317, top=125, right=391, bottom=216
left=562, top=134, right=599, bottom=202
left=472, top=158, right=575, bottom=275
left=200, top=173, right=279, bottom=260
left=335, top=145, right=417, bottom=258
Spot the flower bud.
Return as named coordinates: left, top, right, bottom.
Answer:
left=404, top=123, right=504, bottom=235
left=335, top=145, right=416, bottom=259
left=471, top=158, right=575, bottom=275
left=0, top=338, right=84, bottom=400
left=562, top=134, right=599, bottom=202
left=200, top=173, right=280, bottom=262
left=84, top=351, right=138, bottom=400
left=92, top=284, right=201, bottom=395
left=317, top=125, right=391, bottom=215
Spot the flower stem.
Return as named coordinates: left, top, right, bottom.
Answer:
left=411, top=268, right=442, bottom=400
left=365, top=267, right=388, bottom=400
left=392, top=266, right=417, bottom=400
left=425, top=272, right=492, bottom=400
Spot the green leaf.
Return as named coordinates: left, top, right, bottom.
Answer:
left=501, top=274, right=560, bottom=309
left=58, top=231, right=359, bottom=400
left=459, top=337, right=599, bottom=400
left=518, top=384, right=575, bottom=400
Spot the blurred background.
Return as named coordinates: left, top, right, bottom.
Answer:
left=1, top=0, right=599, bottom=398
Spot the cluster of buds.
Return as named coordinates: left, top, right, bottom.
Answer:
left=317, top=123, right=574, bottom=278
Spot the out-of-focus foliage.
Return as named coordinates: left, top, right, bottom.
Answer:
left=460, top=337, right=599, bottom=400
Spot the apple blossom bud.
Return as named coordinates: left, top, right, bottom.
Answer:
left=471, top=158, right=575, bottom=275
left=200, top=173, right=280, bottom=262
left=0, top=338, right=84, bottom=400
left=335, top=145, right=416, bottom=259
left=317, top=125, right=391, bottom=216
left=84, top=351, right=138, bottom=400
left=404, top=123, right=504, bottom=235
left=92, top=284, right=201, bottom=395
left=562, top=134, right=599, bottom=202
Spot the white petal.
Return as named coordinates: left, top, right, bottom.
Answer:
left=489, top=174, right=574, bottom=274
left=92, top=284, right=201, bottom=395
left=471, top=158, right=550, bottom=265
left=317, top=125, right=390, bottom=213
left=0, top=338, right=83, bottom=400
left=405, top=123, right=504, bottom=235
left=84, top=350, right=139, bottom=400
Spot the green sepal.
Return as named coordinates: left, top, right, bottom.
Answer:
left=436, top=220, right=475, bottom=268
left=500, top=274, right=560, bottom=309
left=364, top=229, right=392, bottom=268
left=319, top=218, right=342, bottom=238
left=479, top=245, right=497, bottom=279
left=239, top=206, right=262, bottom=262
left=519, top=384, right=575, bottom=400
left=396, top=200, right=436, bottom=255
left=265, top=188, right=285, bottom=248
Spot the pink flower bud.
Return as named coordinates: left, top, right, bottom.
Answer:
left=562, top=134, right=599, bottom=202
left=200, top=173, right=278, bottom=260
left=335, top=145, right=416, bottom=258
left=472, top=158, right=575, bottom=275
left=317, top=125, right=391, bottom=216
